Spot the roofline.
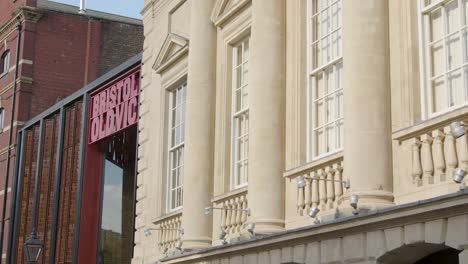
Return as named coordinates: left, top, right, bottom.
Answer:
left=37, top=0, right=143, bottom=26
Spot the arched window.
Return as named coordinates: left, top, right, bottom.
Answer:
left=0, top=50, right=10, bottom=76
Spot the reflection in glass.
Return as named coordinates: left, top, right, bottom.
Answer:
left=98, top=128, right=136, bottom=264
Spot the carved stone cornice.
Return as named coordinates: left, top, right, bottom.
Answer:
left=211, top=0, right=251, bottom=27
left=0, top=6, right=43, bottom=40
left=153, top=33, right=189, bottom=74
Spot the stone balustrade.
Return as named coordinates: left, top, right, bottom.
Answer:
left=291, top=155, right=345, bottom=218
left=213, top=190, right=249, bottom=236
left=407, top=123, right=468, bottom=186
left=155, top=212, right=182, bottom=251
left=392, top=110, right=468, bottom=203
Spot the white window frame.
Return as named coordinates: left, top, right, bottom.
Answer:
left=230, top=37, right=250, bottom=190
left=167, top=83, right=186, bottom=212
left=306, top=0, right=343, bottom=161
left=418, top=0, right=468, bottom=119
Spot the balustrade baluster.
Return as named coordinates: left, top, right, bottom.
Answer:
left=221, top=202, right=227, bottom=231
left=457, top=132, right=468, bottom=169
left=240, top=196, right=247, bottom=229
left=297, top=176, right=305, bottom=214
left=411, top=138, right=422, bottom=184
left=235, top=197, right=242, bottom=232
left=304, top=175, right=312, bottom=211
left=318, top=169, right=327, bottom=210
left=333, top=163, right=343, bottom=204
left=444, top=126, right=458, bottom=172
left=228, top=199, right=235, bottom=233
left=325, top=166, right=335, bottom=209
left=432, top=130, right=446, bottom=182
left=421, top=134, right=434, bottom=185
left=311, top=171, right=319, bottom=208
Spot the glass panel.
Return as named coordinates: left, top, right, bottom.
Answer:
left=432, top=76, right=446, bottom=112
left=336, top=119, right=344, bottom=149
left=315, top=99, right=324, bottom=128
left=447, top=35, right=461, bottom=70
left=315, top=128, right=324, bottom=156
left=446, top=0, right=460, bottom=34
left=430, top=8, right=443, bottom=42
left=98, top=128, right=136, bottom=264
left=448, top=69, right=463, bottom=106
left=325, top=95, right=335, bottom=123
left=464, top=0, right=468, bottom=26
left=463, top=29, right=468, bottom=62
left=430, top=40, right=445, bottom=77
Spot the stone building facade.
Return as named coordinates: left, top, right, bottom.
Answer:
left=135, top=0, right=468, bottom=263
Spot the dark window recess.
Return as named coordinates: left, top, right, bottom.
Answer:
left=0, top=50, right=9, bottom=76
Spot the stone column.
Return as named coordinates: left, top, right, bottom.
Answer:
left=181, top=0, right=216, bottom=249
left=460, top=249, right=468, bottom=264
left=247, top=0, right=286, bottom=234
left=342, top=0, right=394, bottom=209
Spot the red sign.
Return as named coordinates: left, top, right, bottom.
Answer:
left=88, top=69, right=140, bottom=144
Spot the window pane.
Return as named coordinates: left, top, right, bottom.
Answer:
left=325, top=95, right=335, bottom=123
left=448, top=69, right=463, bottom=106
left=447, top=35, right=461, bottom=70
left=315, top=99, right=324, bottom=128
left=430, top=41, right=445, bottom=77
left=464, top=0, right=468, bottom=26
left=315, top=128, right=324, bottom=156
left=432, top=76, right=446, bottom=112
left=446, top=0, right=460, bottom=34
left=430, top=8, right=443, bottom=42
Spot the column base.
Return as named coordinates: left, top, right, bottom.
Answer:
left=181, top=236, right=212, bottom=250
left=339, top=190, right=394, bottom=216
left=250, top=218, right=285, bottom=235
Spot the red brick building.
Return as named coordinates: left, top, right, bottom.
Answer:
left=0, top=0, right=143, bottom=261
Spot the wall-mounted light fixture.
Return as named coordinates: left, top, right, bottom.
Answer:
left=350, top=193, right=359, bottom=215
left=175, top=240, right=183, bottom=251
left=219, top=228, right=228, bottom=245
left=308, top=206, right=321, bottom=224
left=204, top=206, right=251, bottom=216
left=450, top=121, right=468, bottom=138
left=296, top=175, right=350, bottom=190
left=246, top=222, right=255, bottom=235
left=453, top=167, right=467, bottom=190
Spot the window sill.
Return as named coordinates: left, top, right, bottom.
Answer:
left=211, top=186, right=248, bottom=204
left=393, top=105, right=468, bottom=143
left=283, top=151, right=343, bottom=179
left=0, top=72, right=7, bottom=80
left=152, top=209, right=182, bottom=225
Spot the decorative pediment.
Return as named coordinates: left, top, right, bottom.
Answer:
left=153, top=33, right=189, bottom=74
left=211, top=0, right=250, bottom=27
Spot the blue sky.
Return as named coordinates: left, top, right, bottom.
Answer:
left=50, top=0, right=143, bottom=19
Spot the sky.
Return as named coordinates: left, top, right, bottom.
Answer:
left=50, top=0, right=143, bottom=19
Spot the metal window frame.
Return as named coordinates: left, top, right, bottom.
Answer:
left=6, top=53, right=142, bottom=264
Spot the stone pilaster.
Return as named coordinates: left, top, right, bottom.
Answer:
left=247, top=0, right=286, bottom=234
left=342, top=0, right=394, bottom=209
left=181, top=0, right=216, bottom=249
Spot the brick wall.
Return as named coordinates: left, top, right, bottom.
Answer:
left=0, top=0, right=36, bottom=25
left=98, top=21, right=144, bottom=76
